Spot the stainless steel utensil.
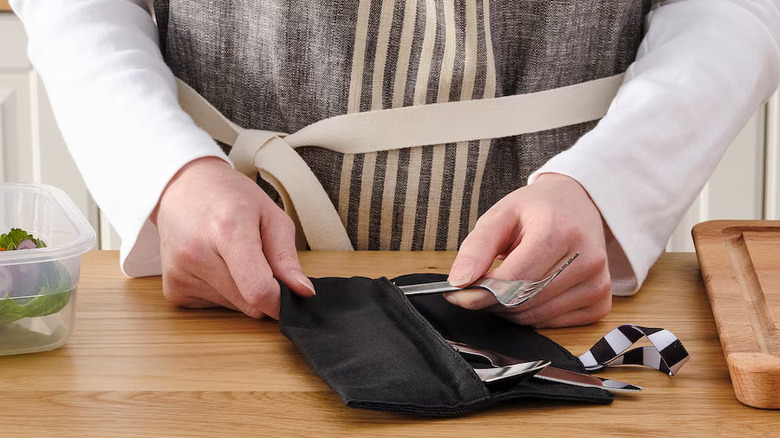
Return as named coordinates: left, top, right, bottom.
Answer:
left=472, top=360, right=550, bottom=384
left=534, top=367, right=642, bottom=393
left=448, top=340, right=642, bottom=393
left=397, top=252, right=579, bottom=307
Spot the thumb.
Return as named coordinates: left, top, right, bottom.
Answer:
left=261, top=213, right=316, bottom=298
left=448, top=211, right=516, bottom=287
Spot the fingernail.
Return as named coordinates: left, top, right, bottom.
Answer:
left=448, top=259, right=476, bottom=287
left=444, top=293, right=459, bottom=305
left=295, top=273, right=316, bottom=296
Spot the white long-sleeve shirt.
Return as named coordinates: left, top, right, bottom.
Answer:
left=10, top=0, right=780, bottom=295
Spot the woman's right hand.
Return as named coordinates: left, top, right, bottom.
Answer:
left=151, top=157, right=315, bottom=319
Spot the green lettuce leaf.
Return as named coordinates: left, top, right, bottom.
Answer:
left=0, top=227, right=47, bottom=250
left=0, top=262, right=72, bottom=325
left=0, top=228, right=69, bottom=325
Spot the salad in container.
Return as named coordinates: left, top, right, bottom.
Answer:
left=0, top=183, right=96, bottom=356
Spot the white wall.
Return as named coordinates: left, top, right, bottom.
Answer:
left=765, top=92, right=780, bottom=220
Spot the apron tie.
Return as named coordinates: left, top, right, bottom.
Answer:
left=176, top=74, right=625, bottom=250
left=231, top=129, right=353, bottom=251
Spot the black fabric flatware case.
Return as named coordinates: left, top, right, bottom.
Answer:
left=279, top=273, right=612, bottom=416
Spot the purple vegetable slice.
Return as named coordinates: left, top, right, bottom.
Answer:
left=16, top=239, right=37, bottom=250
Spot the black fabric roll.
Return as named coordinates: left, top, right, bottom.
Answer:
left=279, top=273, right=611, bottom=416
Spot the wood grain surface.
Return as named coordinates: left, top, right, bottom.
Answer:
left=0, top=251, right=777, bottom=437
left=0, top=1, right=10, bottom=12
left=692, top=220, right=780, bottom=409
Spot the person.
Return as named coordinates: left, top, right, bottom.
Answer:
left=10, top=0, right=780, bottom=327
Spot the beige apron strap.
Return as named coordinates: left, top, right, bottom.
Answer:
left=176, top=80, right=243, bottom=146
left=283, top=74, right=625, bottom=151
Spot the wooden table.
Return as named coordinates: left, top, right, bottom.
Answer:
left=1, top=251, right=777, bottom=436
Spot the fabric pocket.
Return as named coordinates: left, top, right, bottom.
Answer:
left=279, top=273, right=612, bottom=416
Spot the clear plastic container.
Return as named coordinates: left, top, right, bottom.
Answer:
left=0, top=182, right=96, bottom=356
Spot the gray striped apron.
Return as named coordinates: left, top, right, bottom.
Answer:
left=154, top=0, right=650, bottom=251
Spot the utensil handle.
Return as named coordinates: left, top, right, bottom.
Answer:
left=396, top=281, right=461, bottom=296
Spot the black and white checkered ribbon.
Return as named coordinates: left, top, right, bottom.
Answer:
left=578, top=324, right=690, bottom=376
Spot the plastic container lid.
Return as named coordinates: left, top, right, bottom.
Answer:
left=0, top=182, right=96, bottom=266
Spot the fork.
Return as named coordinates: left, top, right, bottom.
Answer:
left=397, top=252, right=579, bottom=307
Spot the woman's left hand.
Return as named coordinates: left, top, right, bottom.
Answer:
left=445, top=173, right=612, bottom=328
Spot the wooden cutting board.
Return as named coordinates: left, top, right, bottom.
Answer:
left=692, top=220, right=780, bottom=409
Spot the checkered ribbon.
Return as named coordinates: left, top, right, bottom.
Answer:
left=578, top=324, right=690, bottom=376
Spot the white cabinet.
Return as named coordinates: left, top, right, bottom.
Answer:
left=0, top=72, right=33, bottom=183
left=0, top=13, right=118, bottom=248
left=0, top=14, right=33, bottom=183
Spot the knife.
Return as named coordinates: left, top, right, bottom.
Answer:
left=447, top=340, right=642, bottom=393
left=534, top=366, right=642, bottom=393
